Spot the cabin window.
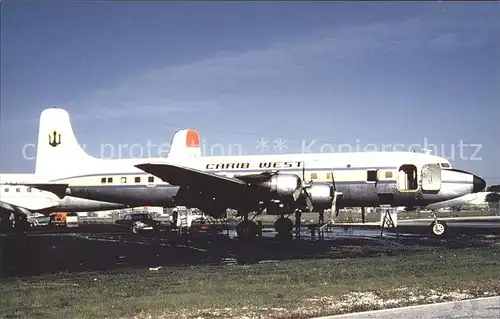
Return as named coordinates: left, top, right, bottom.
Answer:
left=135, top=177, right=141, bottom=183
left=367, top=170, right=378, bottom=182
left=16, top=188, right=20, bottom=192
left=101, top=177, right=106, bottom=184
left=385, top=171, right=393, bottom=178
left=148, top=176, right=154, bottom=183
left=326, top=172, right=332, bottom=180
left=397, top=164, right=418, bottom=191
left=27, top=187, right=32, bottom=192
left=310, top=173, right=318, bottom=180
left=440, top=163, right=450, bottom=168
left=120, top=177, right=127, bottom=184
left=4, top=188, right=9, bottom=192
left=107, top=177, right=113, bottom=183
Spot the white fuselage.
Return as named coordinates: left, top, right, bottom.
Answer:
left=40, top=151, right=483, bottom=210
left=0, top=173, right=127, bottom=215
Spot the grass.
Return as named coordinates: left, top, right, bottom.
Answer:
left=1, top=243, right=500, bottom=318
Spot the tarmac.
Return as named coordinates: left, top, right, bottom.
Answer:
left=1, top=217, right=499, bottom=319
left=313, top=296, right=500, bottom=319
left=1, top=216, right=499, bottom=277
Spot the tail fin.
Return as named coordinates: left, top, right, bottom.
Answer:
left=168, top=129, right=201, bottom=160
left=35, top=108, right=98, bottom=179
left=34, top=108, right=202, bottom=179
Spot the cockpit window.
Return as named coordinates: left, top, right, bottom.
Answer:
left=440, top=163, right=451, bottom=168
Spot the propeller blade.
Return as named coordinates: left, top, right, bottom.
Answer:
left=330, top=170, right=336, bottom=191
left=329, top=170, right=340, bottom=222
left=292, top=186, right=303, bottom=201
left=304, top=190, right=314, bottom=212
left=330, top=192, right=336, bottom=212
left=329, top=191, right=341, bottom=223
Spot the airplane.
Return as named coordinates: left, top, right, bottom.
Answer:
left=136, top=154, right=486, bottom=238
left=20, top=108, right=486, bottom=239
left=0, top=109, right=201, bottom=232
left=0, top=178, right=128, bottom=232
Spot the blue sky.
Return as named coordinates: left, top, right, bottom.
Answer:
left=1, top=1, right=499, bottom=184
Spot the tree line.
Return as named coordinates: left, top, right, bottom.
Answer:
left=486, top=185, right=500, bottom=204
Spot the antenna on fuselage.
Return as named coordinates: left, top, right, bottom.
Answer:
left=421, top=149, right=432, bottom=155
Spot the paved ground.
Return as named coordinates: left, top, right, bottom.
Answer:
left=314, top=296, right=500, bottom=319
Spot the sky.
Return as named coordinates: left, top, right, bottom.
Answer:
left=1, top=1, right=499, bottom=185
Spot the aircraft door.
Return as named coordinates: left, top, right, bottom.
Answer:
left=421, top=164, right=441, bottom=192
left=397, top=164, right=418, bottom=191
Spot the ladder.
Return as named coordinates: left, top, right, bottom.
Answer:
left=177, top=206, right=190, bottom=235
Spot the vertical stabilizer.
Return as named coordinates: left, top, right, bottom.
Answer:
left=35, top=108, right=97, bottom=179
left=168, top=129, right=202, bottom=161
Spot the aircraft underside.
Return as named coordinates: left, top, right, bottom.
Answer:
left=153, top=164, right=482, bottom=239
left=170, top=181, right=461, bottom=240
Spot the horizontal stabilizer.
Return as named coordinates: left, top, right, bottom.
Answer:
left=5, top=182, right=69, bottom=199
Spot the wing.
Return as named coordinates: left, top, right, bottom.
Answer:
left=135, top=162, right=249, bottom=195
left=0, top=196, right=60, bottom=213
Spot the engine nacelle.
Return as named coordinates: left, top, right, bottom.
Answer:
left=257, top=173, right=301, bottom=198
left=303, top=182, right=334, bottom=211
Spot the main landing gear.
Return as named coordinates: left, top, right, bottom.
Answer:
left=236, top=215, right=259, bottom=240
left=270, top=203, right=294, bottom=237
left=0, top=211, right=12, bottom=233
left=235, top=203, right=296, bottom=240
left=0, top=211, right=29, bottom=233
left=235, top=215, right=295, bottom=240
left=274, top=216, right=294, bottom=236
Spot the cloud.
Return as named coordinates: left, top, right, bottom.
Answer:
left=71, top=6, right=498, bottom=118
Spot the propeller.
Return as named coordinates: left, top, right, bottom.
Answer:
left=329, top=170, right=341, bottom=223
left=292, top=163, right=314, bottom=212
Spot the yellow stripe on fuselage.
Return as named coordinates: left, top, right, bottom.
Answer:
left=54, top=168, right=398, bottom=187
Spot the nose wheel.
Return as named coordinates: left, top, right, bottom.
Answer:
left=430, top=220, right=447, bottom=237
left=429, top=210, right=447, bottom=237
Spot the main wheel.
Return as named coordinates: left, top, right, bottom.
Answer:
left=274, top=217, right=294, bottom=235
left=236, top=220, right=258, bottom=240
left=430, top=221, right=447, bottom=237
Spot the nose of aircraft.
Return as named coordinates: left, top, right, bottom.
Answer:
left=472, top=175, right=486, bottom=193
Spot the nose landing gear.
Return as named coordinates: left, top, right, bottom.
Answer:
left=429, top=210, right=448, bottom=237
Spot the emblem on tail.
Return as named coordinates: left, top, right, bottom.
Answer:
left=48, top=130, right=61, bottom=147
